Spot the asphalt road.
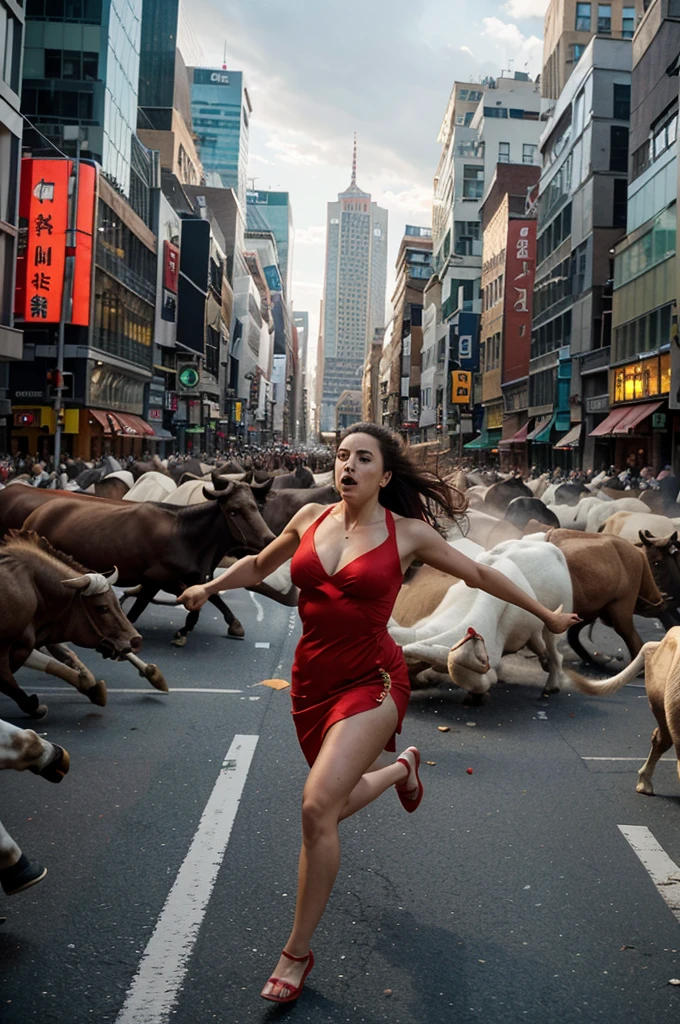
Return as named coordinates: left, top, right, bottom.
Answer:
left=1, top=595, right=679, bottom=1024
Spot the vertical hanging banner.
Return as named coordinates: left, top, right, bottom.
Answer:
left=503, top=219, right=536, bottom=383
left=15, top=159, right=70, bottom=322
left=15, top=158, right=97, bottom=325
left=71, top=162, right=97, bottom=326
left=451, top=370, right=472, bottom=404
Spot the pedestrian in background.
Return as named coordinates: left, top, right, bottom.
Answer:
left=179, top=422, right=579, bottom=1004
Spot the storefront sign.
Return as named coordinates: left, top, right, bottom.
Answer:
left=451, top=370, right=471, bottom=405
left=503, top=220, right=536, bottom=384
left=71, top=163, right=96, bottom=326
left=15, top=160, right=70, bottom=322
left=652, top=412, right=667, bottom=430
left=162, top=240, right=180, bottom=324
left=585, top=394, right=609, bottom=414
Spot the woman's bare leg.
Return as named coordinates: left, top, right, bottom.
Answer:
left=261, top=698, right=400, bottom=999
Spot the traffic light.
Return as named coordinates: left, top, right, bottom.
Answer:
left=178, top=365, right=200, bottom=390
left=46, top=369, right=63, bottom=389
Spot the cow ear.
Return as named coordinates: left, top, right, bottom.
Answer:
left=639, top=530, right=653, bottom=546
left=250, top=477, right=274, bottom=496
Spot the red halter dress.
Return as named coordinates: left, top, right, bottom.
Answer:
left=289, top=504, right=411, bottom=767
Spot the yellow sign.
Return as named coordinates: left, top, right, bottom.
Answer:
left=234, top=401, right=242, bottom=423
left=451, top=370, right=472, bottom=405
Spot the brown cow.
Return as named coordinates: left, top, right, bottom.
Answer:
left=256, top=484, right=338, bottom=536
left=20, top=482, right=275, bottom=643
left=482, top=477, right=532, bottom=516
left=0, top=531, right=141, bottom=718
left=570, top=627, right=680, bottom=796
left=546, top=528, right=679, bottom=666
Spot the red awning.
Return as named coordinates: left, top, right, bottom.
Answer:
left=88, top=408, right=115, bottom=435
left=612, top=400, right=664, bottom=435
left=113, top=413, right=155, bottom=436
left=498, top=423, right=529, bottom=450
left=588, top=407, right=630, bottom=437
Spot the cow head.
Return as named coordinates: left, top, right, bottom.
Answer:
left=62, top=568, right=142, bottom=658
left=447, top=627, right=494, bottom=694
left=202, top=481, right=276, bottom=550
left=639, top=531, right=680, bottom=619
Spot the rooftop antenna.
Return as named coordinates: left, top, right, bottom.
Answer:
left=351, top=132, right=357, bottom=186
left=222, top=41, right=227, bottom=70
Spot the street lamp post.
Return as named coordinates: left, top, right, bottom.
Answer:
left=54, top=126, right=84, bottom=469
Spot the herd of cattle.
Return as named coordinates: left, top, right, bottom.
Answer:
left=1, top=458, right=680, bottom=896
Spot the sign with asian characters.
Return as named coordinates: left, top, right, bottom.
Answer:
left=503, top=220, right=536, bottom=384
left=16, top=160, right=70, bottom=323
left=451, top=370, right=472, bottom=405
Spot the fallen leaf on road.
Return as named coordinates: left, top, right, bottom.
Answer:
left=620, top=945, right=635, bottom=951
left=425, top=761, right=437, bottom=766
left=438, top=726, right=450, bottom=732
left=256, top=679, right=290, bottom=690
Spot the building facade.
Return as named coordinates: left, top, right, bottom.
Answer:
left=542, top=0, right=645, bottom=100
left=246, top=190, right=294, bottom=300
left=190, top=66, right=251, bottom=214
left=319, top=141, right=387, bottom=432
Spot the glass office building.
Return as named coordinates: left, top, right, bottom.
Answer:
left=190, top=67, right=250, bottom=213
left=246, top=190, right=294, bottom=299
left=23, top=0, right=143, bottom=197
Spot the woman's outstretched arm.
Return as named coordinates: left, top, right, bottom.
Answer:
left=407, top=520, right=580, bottom=635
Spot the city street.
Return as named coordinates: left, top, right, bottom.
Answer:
left=1, top=597, right=679, bottom=1024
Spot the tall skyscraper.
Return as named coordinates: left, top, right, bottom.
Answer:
left=246, top=191, right=294, bottom=299
left=190, top=66, right=251, bottom=212
left=319, top=140, right=387, bottom=432
left=22, top=0, right=144, bottom=197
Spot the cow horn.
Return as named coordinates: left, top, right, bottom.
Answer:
left=105, top=566, right=119, bottom=586
left=203, top=482, right=234, bottom=501
left=63, top=572, right=111, bottom=595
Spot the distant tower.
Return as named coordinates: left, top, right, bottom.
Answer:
left=319, top=138, right=388, bottom=432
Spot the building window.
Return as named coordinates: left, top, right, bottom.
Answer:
left=573, top=43, right=586, bottom=63
left=613, top=83, right=631, bottom=120
left=610, top=126, right=629, bottom=172
left=499, top=142, right=510, bottom=163
left=613, top=178, right=627, bottom=229
left=523, top=143, right=537, bottom=165
left=575, top=2, right=591, bottom=31
left=651, top=111, right=678, bottom=161
left=597, top=4, right=612, bottom=33
left=622, top=5, right=636, bottom=38
left=462, top=165, right=484, bottom=200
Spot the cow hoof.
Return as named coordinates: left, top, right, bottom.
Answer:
left=27, top=700, right=48, bottom=720
left=541, top=686, right=561, bottom=697
left=145, top=664, right=169, bottom=693
left=171, top=632, right=187, bottom=647
left=0, top=855, right=48, bottom=896
left=86, top=679, right=108, bottom=707
left=40, top=744, right=70, bottom=783
left=227, top=621, right=246, bottom=639
left=636, top=779, right=654, bottom=796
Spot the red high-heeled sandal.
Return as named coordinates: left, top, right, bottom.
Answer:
left=395, top=746, right=424, bottom=812
left=260, top=948, right=315, bottom=1004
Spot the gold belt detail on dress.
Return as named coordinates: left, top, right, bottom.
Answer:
left=376, top=668, right=392, bottom=704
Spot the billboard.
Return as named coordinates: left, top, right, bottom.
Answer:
left=15, top=158, right=96, bottom=326
left=503, top=220, right=536, bottom=384
left=451, top=370, right=472, bottom=405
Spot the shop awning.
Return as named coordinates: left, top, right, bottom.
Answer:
left=527, top=413, right=556, bottom=444
left=463, top=429, right=502, bottom=450
left=499, top=423, right=529, bottom=450
left=146, top=423, right=173, bottom=440
left=612, top=400, right=664, bottom=435
left=87, top=409, right=116, bottom=435
left=588, top=407, right=629, bottom=437
left=553, top=423, right=582, bottom=450
left=113, top=412, right=155, bottom=437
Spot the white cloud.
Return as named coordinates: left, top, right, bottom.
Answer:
left=503, top=0, right=549, bottom=18
left=461, top=45, right=474, bottom=57
left=481, top=16, right=543, bottom=71
left=265, top=131, right=329, bottom=167
left=295, top=225, right=326, bottom=246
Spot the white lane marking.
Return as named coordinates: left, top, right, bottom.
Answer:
left=254, top=642, right=270, bottom=649
left=583, top=756, right=675, bottom=761
left=618, top=825, right=680, bottom=925
left=249, top=591, right=264, bottom=622
left=115, top=734, right=258, bottom=1024
left=24, top=687, right=243, bottom=695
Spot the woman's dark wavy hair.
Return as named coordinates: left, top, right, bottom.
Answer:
left=338, top=423, right=467, bottom=528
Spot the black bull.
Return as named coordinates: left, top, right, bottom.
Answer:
left=0, top=483, right=276, bottom=641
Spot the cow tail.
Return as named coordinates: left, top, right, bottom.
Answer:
left=568, top=642, right=659, bottom=695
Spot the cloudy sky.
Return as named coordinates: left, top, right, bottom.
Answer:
left=190, top=0, right=550, bottom=365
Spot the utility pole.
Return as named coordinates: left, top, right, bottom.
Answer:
left=54, top=127, right=82, bottom=469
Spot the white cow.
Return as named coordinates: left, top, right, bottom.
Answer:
left=584, top=497, right=649, bottom=533
left=123, top=471, right=178, bottom=502
left=0, top=719, right=70, bottom=895
left=389, top=538, right=573, bottom=696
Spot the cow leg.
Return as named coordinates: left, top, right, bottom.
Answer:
left=125, top=584, right=158, bottom=625
left=0, top=653, right=47, bottom=719
left=541, top=627, right=566, bottom=696
left=0, top=721, right=69, bottom=781
left=208, top=594, right=245, bottom=639
left=608, top=600, right=643, bottom=663
left=0, top=821, right=47, bottom=894
left=567, top=620, right=616, bottom=669
left=36, top=645, right=107, bottom=707
left=526, top=635, right=550, bottom=672
left=636, top=722, right=673, bottom=796
left=171, top=609, right=199, bottom=647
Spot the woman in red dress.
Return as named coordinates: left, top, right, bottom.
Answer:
left=179, top=424, right=578, bottom=1003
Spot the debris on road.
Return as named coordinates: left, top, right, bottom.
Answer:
left=438, top=726, right=450, bottom=732
left=256, top=678, right=290, bottom=690
left=466, top=768, right=473, bottom=775
left=465, top=721, right=477, bottom=728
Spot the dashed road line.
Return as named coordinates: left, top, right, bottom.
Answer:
left=583, top=756, right=675, bottom=761
left=618, top=825, right=680, bottom=925
left=114, top=734, right=259, bottom=1024
left=28, top=686, right=243, bottom=695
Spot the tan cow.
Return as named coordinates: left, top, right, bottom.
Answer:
left=601, top=510, right=680, bottom=542
left=570, top=627, right=680, bottom=796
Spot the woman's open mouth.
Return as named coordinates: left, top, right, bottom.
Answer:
left=340, top=475, right=356, bottom=486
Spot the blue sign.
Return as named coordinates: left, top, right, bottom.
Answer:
left=453, top=312, right=480, bottom=371
left=264, top=265, right=282, bottom=293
